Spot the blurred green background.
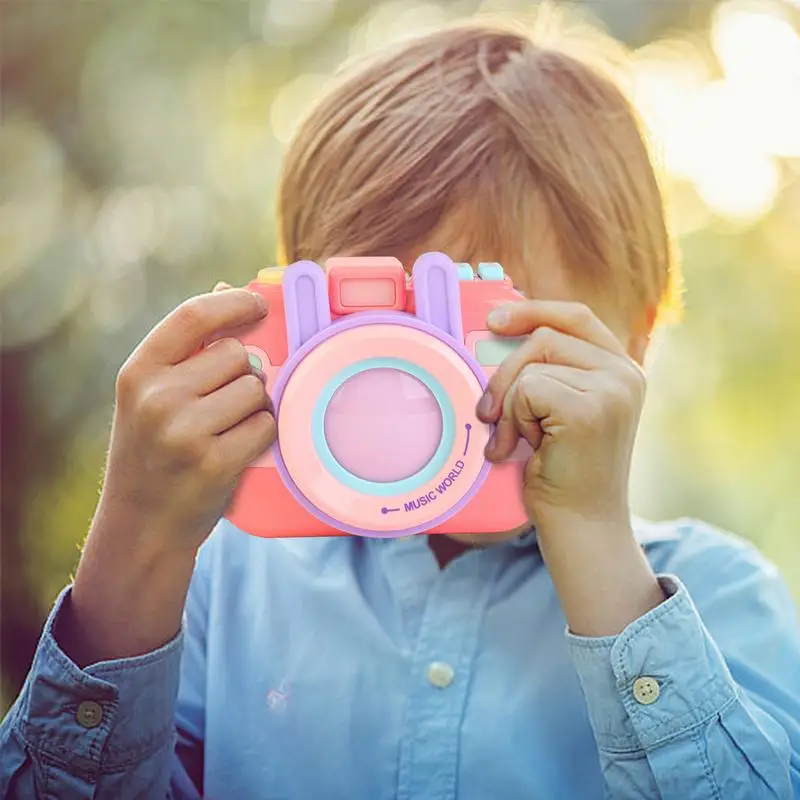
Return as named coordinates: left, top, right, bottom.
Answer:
left=2, top=0, right=799, bottom=713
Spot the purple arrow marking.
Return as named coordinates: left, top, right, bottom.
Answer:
left=463, top=423, right=472, bottom=457
left=381, top=506, right=400, bottom=514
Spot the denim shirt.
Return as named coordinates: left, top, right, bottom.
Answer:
left=2, top=516, right=799, bottom=799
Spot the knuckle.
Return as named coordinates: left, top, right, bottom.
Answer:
left=515, top=369, right=540, bottom=412
left=518, top=363, right=539, bottom=390
left=501, top=378, right=519, bottom=415
left=487, top=369, right=508, bottom=400
left=174, top=297, right=205, bottom=333
left=629, top=360, right=647, bottom=390
left=135, top=383, right=175, bottom=428
left=616, top=361, right=647, bottom=403
left=570, top=303, right=593, bottom=326
left=492, top=415, right=517, bottom=447
left=220, top=337, right=250, bottom=369
left=256, top=410, right=278, bottom=441
left=511, top=382, right=529, bottom=419
left=602, top=376, right=635, bottom=413
left=530, top=326, right=557, bottom=359
left=626, top=369, right=647, bottom=404
left=115, top=358, right=139, bottom=399
left=243, top=372, right=266, bottom=397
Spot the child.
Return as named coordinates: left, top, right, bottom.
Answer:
left=2, top=14, right=799, bottom=800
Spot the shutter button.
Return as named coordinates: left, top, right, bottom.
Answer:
left=427, top=661, right=455, bottom=689
left=76, top=700, right=103, bottom=728
left=632, top=677, right=660, bottom=705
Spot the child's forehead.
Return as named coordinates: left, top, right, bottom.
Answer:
left=416, top=205, right=577, bottom=304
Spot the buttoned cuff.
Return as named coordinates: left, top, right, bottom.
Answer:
left=12, top=584, right=184, bottom=779
left=566, top=575, right=738, bottom=753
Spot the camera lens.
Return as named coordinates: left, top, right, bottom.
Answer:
left=323, top=368, right=443, bottom=482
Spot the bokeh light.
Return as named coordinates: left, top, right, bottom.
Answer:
left=631, top=3, right=800, bottom=223
left=262, top=0, right=338, bottom=45
left=348, top=1, right=450, bottom=54
left=270, top=73, right=332, bottom=144
left=0, top=117, right=65, bottom=291
left=712, top=1, right=800, bottom=159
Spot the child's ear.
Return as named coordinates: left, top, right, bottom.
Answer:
left=628, top=304, right=657, bottom=366
left=645, top=304, right=658, bottom=335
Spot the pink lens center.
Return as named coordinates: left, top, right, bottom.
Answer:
left=323, top=368, right=443, bottom=482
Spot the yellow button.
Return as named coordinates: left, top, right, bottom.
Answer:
left=256, top=267, right=284, bottom=284
left=632, top=676, right=660, bottom=705
left=76, top=700, right=103, bottom=728
left=426, top=661, right=455, bottom=689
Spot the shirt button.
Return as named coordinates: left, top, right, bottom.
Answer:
left=632, top=676, right=661, bottom=705
left=76, top=700, right=103, bottom=728
left=426, top=661, right=455, bottom=689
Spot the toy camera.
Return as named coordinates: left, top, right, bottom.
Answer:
left=223, top=251, right=532, bottom=538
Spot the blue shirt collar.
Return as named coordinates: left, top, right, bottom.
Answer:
left=508, top=525, right=538, bottom=549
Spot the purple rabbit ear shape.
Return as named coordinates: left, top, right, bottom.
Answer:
left=411, top=252, right=463, bottom=342
left=283, top=261, right=331, bottom=355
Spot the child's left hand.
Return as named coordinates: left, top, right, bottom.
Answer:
left=475, top=299, right=646, bottom=537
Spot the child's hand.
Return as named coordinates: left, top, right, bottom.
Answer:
left=61, top=282, right=277, bottom=666
left=476, top=300, right=646, bottom=536
left=101, top=282, right=276, bottom=557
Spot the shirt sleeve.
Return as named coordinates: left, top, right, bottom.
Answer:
left=566, top=526, right=800, bottom=799
left=0, top=563, right=210, bottom=800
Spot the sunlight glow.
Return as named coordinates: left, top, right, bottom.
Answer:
left=348, top=1, right=449, bottom=56
left=712, top=2, right=800, bottom=159
left=632, top=4, right=799, bottom=222
left=711, top=1, right=800, bottom=89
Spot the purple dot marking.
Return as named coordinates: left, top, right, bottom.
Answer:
left=463, top=423, right=472, bottom=457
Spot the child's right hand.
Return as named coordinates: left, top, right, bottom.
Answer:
left=100, top=281, right=276, bottom=557
left=56, top=282, right=275, bottom=666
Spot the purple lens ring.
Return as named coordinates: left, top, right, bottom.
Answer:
left=271, top=312, right=491, bottom=538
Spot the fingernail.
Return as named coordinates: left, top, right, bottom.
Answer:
left=487, top=307, right=510, bottom=327
left=250, top=292, right=268, bottom=314
left=476, top=390, right=494, bottom=419
left=252, top=367, right=266, bottom=383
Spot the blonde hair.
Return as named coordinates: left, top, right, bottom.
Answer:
left=276, top=10, right=682, bottom=328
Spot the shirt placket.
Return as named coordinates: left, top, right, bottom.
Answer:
left=392, top=546, right=503, bottom=800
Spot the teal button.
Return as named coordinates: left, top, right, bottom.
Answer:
left=477, top=262, right=504, bottom=281
left=455, top=263, right=474, bottom=281
left=247, top=353, right=262, bottom=370
left=475, top=337, right=526, bottom=365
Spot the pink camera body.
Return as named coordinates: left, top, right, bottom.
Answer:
left=223, top=252, right=531, bottom=539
